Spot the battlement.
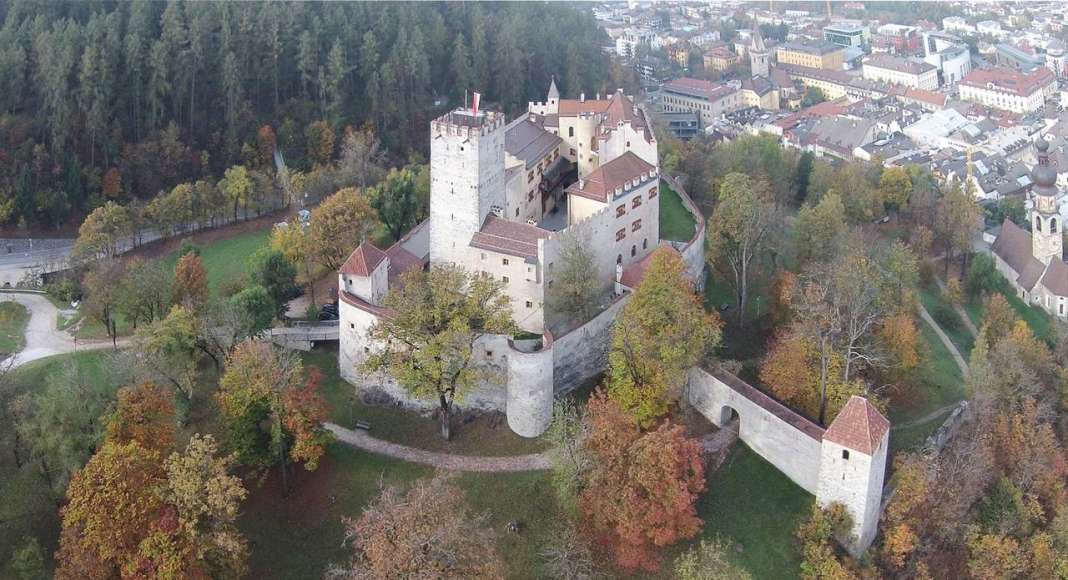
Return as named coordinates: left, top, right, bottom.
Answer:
left=432, top=108, right=506, bottom=137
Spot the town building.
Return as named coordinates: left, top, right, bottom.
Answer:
left=616, top=27, right=654, bottom=58
left=959, top=66, right=1056, bottom=113
left=942, top=16, right=976, bottom=35
left=660, top=77, right=744, bottom=126
left=874, top=24, right=922, bottom=56
left=977, top=20, right=1007, bottom=39
left=923, top=31, right=972, bottom=86
left=1047, top=39, right=1067, bottom=78
left=862, top=54, right=939, bottom=89
left=824, top=23, right=869, bottom=49
left=996, top=42, right=1046, bottom=72
left=703, top=46, right=739, bottom=72
left=777, top=41, right=845, bottom=70
left=992, top=139, right=1068, bottom=319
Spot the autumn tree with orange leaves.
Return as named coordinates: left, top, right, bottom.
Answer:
left=56, top=388, right=248, bottom=580
left=578, top=390, right=705, bottom=572
left=337, top=473, right=504, bottom=579
left=171, top=252, right=209, bottom=311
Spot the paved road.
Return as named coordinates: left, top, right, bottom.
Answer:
left=325, top=422, right=551, bottom=472
left=0, top=291, right=119, bottom=368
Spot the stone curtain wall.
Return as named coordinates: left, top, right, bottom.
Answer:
left=687, top=367, right=825, bottom=493
left=666, top=176, right=707, bottom=291
left=551, top=293, right=631, bottom=393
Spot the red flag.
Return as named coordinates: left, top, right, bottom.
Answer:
left=472, top=92, right=481, bottom=116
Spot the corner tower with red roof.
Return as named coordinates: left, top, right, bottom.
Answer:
left=816, top=396, right=891, bottom=556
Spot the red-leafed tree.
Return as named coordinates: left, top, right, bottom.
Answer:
left=578, top=390, right=706, bottom=572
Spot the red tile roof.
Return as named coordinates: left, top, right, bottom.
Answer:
left=469, top=215, right=550, bottom=260
left=903, top=87, right=947, bottom=108
left=384, top=244, right=424, bottom=286
left=620, top=244, right=678, bottom=289
left=961, top=66, right=1055, bottom=97
left=823, top=396, right=890, bottom=454
left=566, top=151, right=656, bottom=203
left=558, top=98, right=611, bottom=117
left=340, top=241, right=387, bottom=277
left=662, top=77, right=738, bottom=102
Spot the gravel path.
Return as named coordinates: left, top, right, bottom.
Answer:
left=324, top=422, right=552, bottom=472
left=933, top=277, right=980, bottom=338
left=918, top=303, right=969, bottom=378
left=0, top=291, right=120, bottom=368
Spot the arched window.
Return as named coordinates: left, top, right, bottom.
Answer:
left=1036, top=215, right=1043, bottom=233
left=631, top=245, right=637, bottom=257
left=616, top=254, right=622, bottom=265
left=1053, top=218, right=1059, bottom=234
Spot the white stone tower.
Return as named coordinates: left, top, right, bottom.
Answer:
left=750, top=28, right=770, bottom=79
left=816, top=396, right=890, bottom=557
left=545, top=77, right=560, bottom=115
left=1031, top=138, right=1062, bottom=266
left=428, top=107, right=507, bottom=268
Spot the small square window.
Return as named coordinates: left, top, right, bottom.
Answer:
left=503, top=258, right=510, bottom=266
left=525, top=301, right=533, bottom=308
left=616, top=229, right=626, bottom=241
left=616, top=205, right=627, bottom=217
left=502, top=276, right=509, bottom=283
left=350, top=323, right=355, bottom=329
left=842, top=450, right=850, bottom=460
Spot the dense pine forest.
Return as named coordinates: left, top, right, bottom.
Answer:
left=0, top=1, right=628, bottom=229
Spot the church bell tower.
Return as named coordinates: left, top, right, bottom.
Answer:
left=750, top=28, right=770, bottom=79
left=1031, top=138, right=1063, bottom=265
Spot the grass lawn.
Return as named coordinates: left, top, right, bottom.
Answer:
left=887, top=318, right=966, bottom=453
left=160, top=228, right=272, bottom=297
left=0, top=300, right=29, bottom=356
left=305, top=345, right=548, bottom=456
left=0, top=350, right=115, bottom=579
left=660, top=179, right=698, bottom=243
left=918, top=285, right=974, bottom=358
left=695, top=443, right=812, bottom=579
left=999, top=287, right=1053, bottom=343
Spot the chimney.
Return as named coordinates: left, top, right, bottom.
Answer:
left=580, top=93, right=586, bottom=102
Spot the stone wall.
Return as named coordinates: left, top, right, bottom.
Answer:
left=506, top=334, right=555, bottom=437
left=551, top=293, right=631, bottom=394
left=687, top=367, right=825, bottom=493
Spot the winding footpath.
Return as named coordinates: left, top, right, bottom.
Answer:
left=0, top=290, right=121, bottom=368
left=324, top=422, right=551, bottom=472
left=934, top=277, right=981, bottom=338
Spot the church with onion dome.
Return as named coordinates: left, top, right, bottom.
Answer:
left=992, top=138, right=1068, bottom=318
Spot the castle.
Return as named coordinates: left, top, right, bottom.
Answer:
left=992, top=138, right=1068, bottom=318
left=338, top=82, right=703, bottom=437
left=335, top=81, right=888, bottom=556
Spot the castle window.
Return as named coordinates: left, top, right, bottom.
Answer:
left=1054, top=218, right=1059, bottom=233
left=569, top=148, right=576, bottom=156
left=649, top=187, right=658, bottom=198
left=616, top=205, right=626, bottom=217
left=616, top=229, right=626, bottom=241
left=502, top=276, right=509, bottom=283
left=631, top=245, right=637, bottom=257
left=526, top=301, right=533, bottom=308
left=481, top=253, right=486, bottom=260
left=842, top=450, right=850, bottom=460
left=632, top=219, right=642, bottom=232
left=515, top=207, right=520, bottom=217
left=643, top=238, right=648, bottom=250
left=632, top=197, right=642, bottom=209
left=1037, top=215, right=1043, bottom=232
left=569, top=127, right=575, bottom=137
left=503, top=258, right=510, bottom=266
left=350, top=323, right=355, bottom=329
